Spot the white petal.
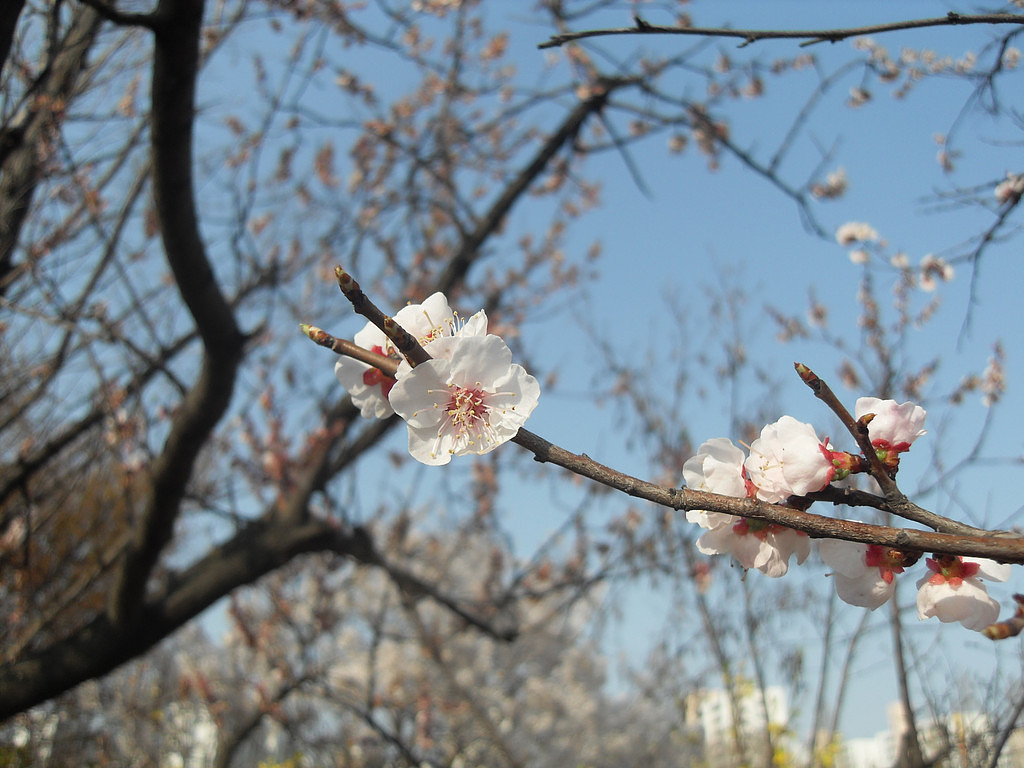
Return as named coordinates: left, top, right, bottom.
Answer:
left=965, top=557, right=1012, bottom=583
left=916, top=577, right=1000, bottom=631
left=387, top=359, right=449, bottom=428
left=833, top=571, right=894, bottom=609
left=448, top=335, right=514, bottom=387
left=819, top=539, right=870, bottom=578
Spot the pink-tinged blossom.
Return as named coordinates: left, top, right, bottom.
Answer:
left=854, top=397, right=926, bottom=452
left=682, top=438, right=809, bottom=577
left=819, top=539, right=916, bottom=609
left=696, top=519, right=810, bottom=578
left=916, top=555, right=1011, bottom=631
left=388, top=334, right=540, bottom=465
left=335, top=293, right=481, bottom=419
left=744, top=416, right=835, bottom=503
left=683, top=438, right=750, bottom=530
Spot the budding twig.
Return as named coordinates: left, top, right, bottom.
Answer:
left=335, top=267, right=431, bottom=367
left=795, top=362, right=993, bottom=538
left=299, top=324, right=399, bottom=376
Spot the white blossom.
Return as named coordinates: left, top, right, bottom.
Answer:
left=916, top=556, right=1011, bottom=631
left=854, top=397, right=926, bottom=451
left=388, top=334, right=540, bottom=465
left=744, top=416, right=835, bottom=503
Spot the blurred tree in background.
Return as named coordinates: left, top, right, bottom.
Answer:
left=3, top=2, right=1024, bottom=766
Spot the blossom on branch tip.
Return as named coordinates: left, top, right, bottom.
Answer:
left=387, top=334, right=539, bottom=465
left=744, top=416, right=835, bottom=503
left=916, top=555, right=1011, bottom=631
left=855, top=397, right=926, bottom=452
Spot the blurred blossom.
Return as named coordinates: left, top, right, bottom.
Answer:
left=811, top=166, right=848, bottom=199
left=918, top=254, right=953, bottom=291
left=994, top=172, right=1024, bottom=204
left=835, top=221, right=879, bottom=245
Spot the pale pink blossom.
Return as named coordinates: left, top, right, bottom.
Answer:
left=388, top=334, right=539, bottom=465
left=995, top=172, right=1024, bottom=204
left=916, top=555, right=1011, bottom=631
left=744, top=416, right=835, bottom=503
left=683, top=438, right=749, bottom=530
left=819, top=539, right=915, bottom=609
left=854, top=397, right=926, bottom=452
left=696, top=519, right=810, bottom=578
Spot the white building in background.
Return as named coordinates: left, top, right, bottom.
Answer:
left=684, top=685, right=794, bottom=765
left=838, top=700, right=1024, bottom=768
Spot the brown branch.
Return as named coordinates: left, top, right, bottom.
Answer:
left=511, top=427, right=1024, bottom=562
left=0, top=0, right=25, bottom=80
left=108, top=0, right=246, bottom=625
left=0, top=518, right=374, bottom=721
left=538, top=13, right=1024, bottom=50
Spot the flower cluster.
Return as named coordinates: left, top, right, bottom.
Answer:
left=333, top=292, right=540, bottom=465
left=683, top=398, right=1012, bottom=632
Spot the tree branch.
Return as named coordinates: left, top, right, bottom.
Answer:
left=310, top=287, right=1024, bottom=563
left=539, top=13, right=1024, bottom=50
left=108, top=0, right=246, bottom=624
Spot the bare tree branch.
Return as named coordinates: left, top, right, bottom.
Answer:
left=539, top=13, right=1024, bottom=51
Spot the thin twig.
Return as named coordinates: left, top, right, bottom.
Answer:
left=539, top=13, right=1024, bottom=50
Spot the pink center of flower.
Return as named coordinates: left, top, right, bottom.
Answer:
left=444, top=384, right=490, bottom=442
left=925, top=554, right=979, bottom=587
left=864, top=544, right=907, bottom=585
left=362, top=346, right=396, bottom=398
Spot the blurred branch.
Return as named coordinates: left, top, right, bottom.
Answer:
left=0, top=4, right=102, bottom=296
left=0, top=0, right=25, bottom=78
left=108, top=0, right=246, bottom=625
left=75, top=0, right=157, bottom=28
